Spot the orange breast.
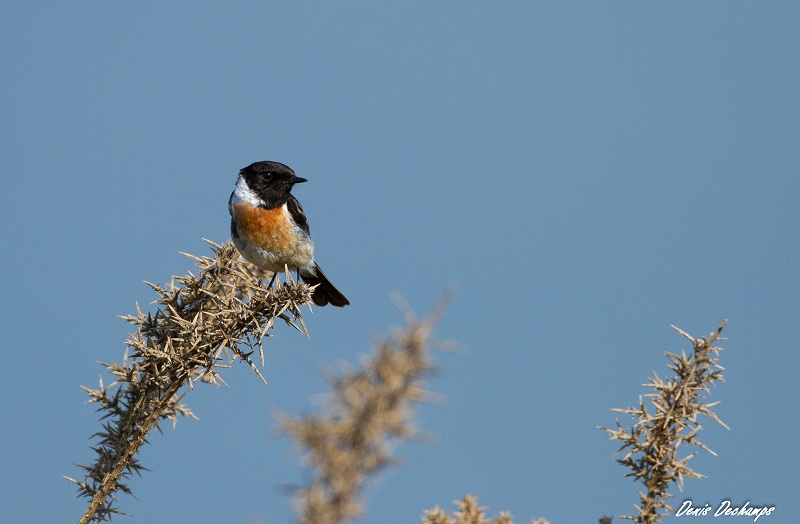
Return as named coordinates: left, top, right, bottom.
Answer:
left=234, top=203, right=296, bottom=254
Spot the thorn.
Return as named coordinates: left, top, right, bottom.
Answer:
left=670, top=324, right=696, bottom=343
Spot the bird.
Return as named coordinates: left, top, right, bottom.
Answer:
left=229, top=161, right=350, bottom=307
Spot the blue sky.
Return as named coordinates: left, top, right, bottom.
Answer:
left=1, top=2, right=798, bottom=523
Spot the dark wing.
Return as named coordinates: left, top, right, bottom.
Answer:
left=287, top=194, right=310, bottom=236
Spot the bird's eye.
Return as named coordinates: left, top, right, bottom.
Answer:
left=263, top=172, right=273, bottom=181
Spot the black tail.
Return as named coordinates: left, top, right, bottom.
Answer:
left=300, top=263, right=350, bottom=307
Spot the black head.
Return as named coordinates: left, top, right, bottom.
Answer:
left=240, top=161, right=307, bottom=206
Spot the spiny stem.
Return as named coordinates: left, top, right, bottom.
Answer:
left=78, top=376, right=186, bottom=524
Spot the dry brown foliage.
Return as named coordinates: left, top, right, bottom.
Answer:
left=67, top=237, right=730, bottom=524
left=67, top=240, right=313, bottom=523
left=600, top=321, right=729, bottom=523
left=422, top=495, right=551, bottom=524
left=279, top=295, right=449, bottom=524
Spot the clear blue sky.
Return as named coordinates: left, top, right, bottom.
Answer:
left=1, top=3, right=797, bottom=523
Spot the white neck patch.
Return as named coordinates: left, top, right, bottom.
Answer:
left=230, top=175, right=264, bottom=207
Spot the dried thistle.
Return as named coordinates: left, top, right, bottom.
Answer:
left=280, top=296, right=450, bottom=524
left=67, top=240, right=313, bottom=524
left=600, top=321, right=729, bottom=523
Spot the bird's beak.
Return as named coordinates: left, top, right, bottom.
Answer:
left=291, top=176, right=308, bottom=184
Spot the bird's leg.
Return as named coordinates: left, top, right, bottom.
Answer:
left=296, top=268, right=301, bottom=282
left=267, top=272, right=278, bottom=289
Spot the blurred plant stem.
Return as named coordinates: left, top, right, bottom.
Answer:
left=280, top=294, right=451, bottom=524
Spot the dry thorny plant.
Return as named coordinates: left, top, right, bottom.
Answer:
left=279, top=294, right=450, bottom=524
left=67, top=240, right=314, bottom=524
left=423, top=323, right=729, bottom=524
left=422, top=495, right=551, bottom=524
left=600, top=321, right=729, bottom=524
left=67, top=238, right=729, bottom=524
left=69, top=239, right=453, bottom=524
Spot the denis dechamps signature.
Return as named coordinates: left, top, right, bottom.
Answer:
left=676, top=500, right=775, bottom=521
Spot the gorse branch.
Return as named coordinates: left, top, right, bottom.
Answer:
left=67, top=237, right=730, bottom=524
left=423, top=495, right=513, bottom=524
left=600, top=321, right=729, bottom=524
left=67, top=240, right=313, bottom=524
left=280, top=295, right=450, bottom=524
left=422, top=495, right=552, bottom=524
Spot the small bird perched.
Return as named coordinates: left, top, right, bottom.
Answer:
left=229, top=161, right=350, bottom=307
